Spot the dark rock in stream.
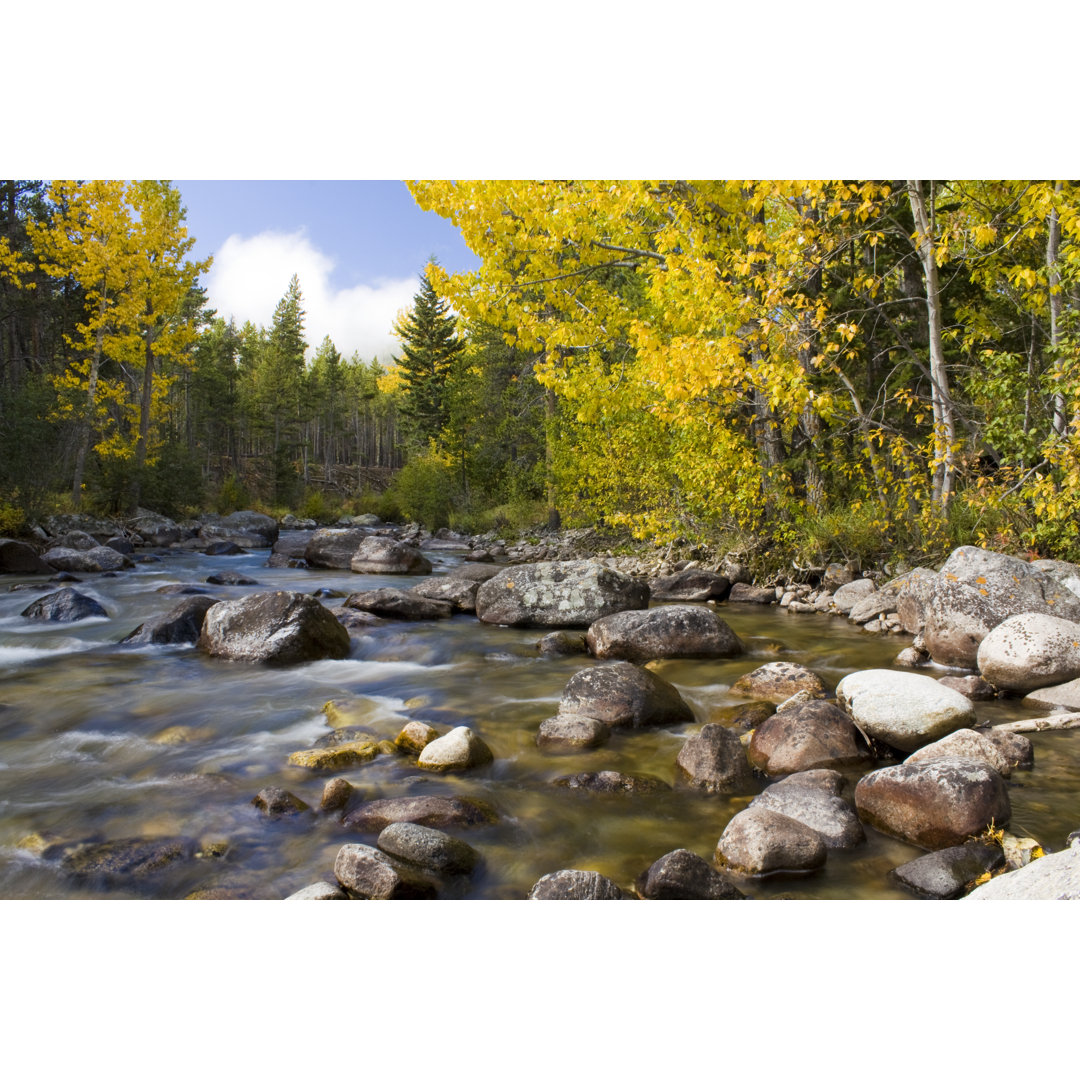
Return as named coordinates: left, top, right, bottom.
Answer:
left=302, top=527, right=368, bottom=569
left=746, top=700, right=874, bottom=776
left=527, top=869, right=625, bottom=899
left=675, top=723, right=758, bottom=795
left=537, top=630, right=589, bottom=656
left=43, top=545, right=133, bottom=573
left=206, top=570, right=260, bottom=585
left=344, top=588, right=452, bottom=620
left=121, top=595, right=220, bottom=646
left=320, top=777, right=357, bottom=813
left=198, top=591, right=350, bottom=664
left=715, top=806, right=828, bottom=877
left=57, top=837, right=195, bottom=879
left=376, top=822, right=479, bottom=876
left=449, top=562, right=502, bottom=582
left=157, top=583, right=210, bottom=596
left=0, top=538, right=49, bottom=574
left=205, top=541, right=244, bottom=556
left=890, top=841, right=1005, bottom=899
left=334, top=843, right=439, bottom=899
left=649, top=569, right=731, bottom=602
left=552, top=770, right=671, bottom=794
left=409, top=576, right=481, bottom=612
left=343, top=795, right=498, bottom=831
left=558, top=661, right=693, bottom=730
left=252, top=787, right=311, bottom=816
left=728, top=583, right=776, bottom=604
left=199, top=510, right=279, bottom=548
left=586, top=604, right=743, bottom=664
left=21, top=587, right=107, bottom=622
left=635, top=849, right=745, bottom=899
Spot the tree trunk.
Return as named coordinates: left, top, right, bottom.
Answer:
left=544, top=384, right=560, bottom=530
left=906, top=180, right=957, bottom=509
left=1048, top=181, right=1067, bottom=438
left=71, top=290, right=108, bottom=508
left=129, top=296, right=155, bottom=512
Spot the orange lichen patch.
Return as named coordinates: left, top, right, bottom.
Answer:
left=976, top=576, right=987, bottom=584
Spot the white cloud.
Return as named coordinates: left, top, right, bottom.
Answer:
left=202, top=230, right=417, bottom=363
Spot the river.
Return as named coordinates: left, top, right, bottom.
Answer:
left=1, top=536, right=1077, bottom=899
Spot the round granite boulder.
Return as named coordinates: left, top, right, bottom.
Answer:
left=731, top=661, right=826, bottom=703
left=350, top=536, right=432, bottom=575
left=21, top=587, right=108, bottom=622
left=675, top=723, right=758, bottom=795
left=558, top=661, right=693, bottom=730
left=714, top=806, right=827, bottom=876
left=976, top=611, right=1080, bottom=693
left=635, top=849, right=745, bottom=899
left=747, top=700, right=873, bottom=776
left=586, top=604, right=742, bottom=664
left=527, top=869, right=624, bottom=899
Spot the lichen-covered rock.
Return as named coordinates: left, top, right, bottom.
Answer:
left=749, top=771, right=865, bottom=849
left=635, top=849, right=745, bottom=899
left=527, top=869, right=624, bottom=899
left=558, top=660, right=693, bottom=730
left=333, top=843, right=437, bottom=899
left=904, top=727, right=1012, bottom=777
left=675, top=723, right=758, bottom=795
left=715, top=806, right=827, bottom=876
left=731, top=661, right=826, bottom=703
left=342, top=795, right=498, bottom=832
left=1030, top=558, right=1080, bottom=598
left=890, top=841, right=1005, bottom=899
left=747, top=700, right=873, bottom=776
left=854, top=757, right=1011, bottom=850
left=727, top=583, right=776, bottom=604
left=376, top=822, right=479, bottom=876
left=982, top=727, right=1034, bottom=770
left=200, top=510, right=279, bottom=548
left=128, top=512, right=182, bottom=546
left=252, top=787, right=311, bottom=816
left=395, top=721, right=442, bottom=755
left=409, top=576, right=481, bottom=612
left=350, top=536, right=432, bottom=575
left=303, top=527, right=368, bottom=569
left=198, top=591, right=350, bottom=664
left=287, top=739, right=380, bottom=770
left=648, top=569, right=731, bottom=602
left=536, top=714, right=611, bottom=751
left=537, top=630, right=589, bottom=656
left=938, top=675, right=997, bottom=700
left=417, top=726, right=494, bottom=771
left=0, top=539, right=49, bottom=574
left=586, top=605, right=742, bottom=664
left=476, top=560, right=649, bottom=628
left=343, top=588, right=452, bottom=620
left=121, top=595, right=219, bottom=645
left=21, top=587, right=108, bottom=622
left=552, top=770, right=670, bottom=794
left=976, top=612, right=1080, bottom=693
left=962, top=844, right=1080, bottom=899
left=43, top=545, right=133, bottom=573
left=832, top=578, right=876, bottom=614
left=835, top=669, right=975, bottom=751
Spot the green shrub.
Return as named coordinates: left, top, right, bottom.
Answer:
left=387, top=453, right=456, bottom=530
left=0, top=500, right=26, bottom=536
left=216, top=472, right=248, bottom=514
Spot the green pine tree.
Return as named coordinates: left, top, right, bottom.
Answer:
left=393, top=263, right=464, bottom=448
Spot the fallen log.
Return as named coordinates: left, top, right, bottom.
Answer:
left=992, top=714, right=1080, bottom=734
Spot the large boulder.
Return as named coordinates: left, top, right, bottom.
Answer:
left=747, top=700, right=873, bottom=775
left=333, top=843, right=437, bottom=899
left=200, top=510, right=279, bottom=548
left=344, top=588, right=453, bottom=621
left=410, top=576, right=481, bottom=612
left=731, top=661, right=826, bottom=703
left=835, top=669, right=976, bottom=751
left=749, top=771, right=865, bottom=849
left=892, top=567, right=940, bottom=635
left=350, top=536, right=432, bottom=575
left=21, top=587, right=107, bottom=622
left=586, top=605, right=742, bottom=664
left=975, top=612, right=1080, bottom=693
left=648, top=569, right=731, bottom=602
left=42, top=545, right=132, bottom=573
left=376, top=823, right=479, bottom=876
left=831, top=578, right=876, bottom=614
left=0, top=539, right=49, bottom=574
left=1031, top=558, right=1080, bottom=598
left=728, top=583, right=776, bottom=604
left=57, top=836, right=193, bottom=879
left=476, top=560, right=649, bottom=628
left=527, top=869, right=624, bottom=899
left=922, top=546, right=1080, bottom=667
left=302, top=527, right=368, bottom=569
left=714, top=806, right=827, bottom=876
left=854, top=758, right=1011, bottom=850
left=557, top=661, right=693, bottom=730
left=121, top=595, right=220, bottom=646
left=675, top=723, right=758, bottom=795
left=904, top=728, right=1012, bottom=777
left=128, top=511, right=182, bottom=547
left=198, top=591, right=350, bottom=664
left=962, top=844, right=1080, bottom=900
left=635, top=849, right=745, bottom=900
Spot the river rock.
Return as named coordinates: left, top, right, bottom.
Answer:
left=449, top=562, right=503, bottom=582
left=21, top=587, right=107, bottom=622
left=121, top=595, right=219, bottom=645
left=586, top=605, right=742, bottom=664
left=527, top=869, right=624, bottom=899
left=333, top=843, right=437, bottom=899
left=252, top=787, right=311, bottom=816
left=284, top=881, right=349, bottom=900
left=905, top=728, right=1012, bottom=777
left=728, top=583, right=776, bottom=604
left=105, top=537, right=134, bottom=555
left=962, top=844, right=1080, bottom=899
left=302, top=528, right=370, bottom=569
left=552, top=770, right=670, bottom=794
left=344, top=588, right=453, bottom=620
left=0, top=539, right=49, bottom=574
left=731, top=661, right=826, bottom=702
left=634, top=849, right=745, bottom=899
left=58, top=837, right=193, bottom=878
left=976, top=612, right=1080, bottom=693
left=43, top=545, right=132, bottom=573
left=410, top=576, right=481, bottom=612
left=832, top=578, right=876, bottom=614
left=204, top=541, right=244, bottom=556
left=476, top=560, right=649, bottom=628
left=649, top=569, right=731, bottom=602
left=848, top=590, right=902, bottom=625
left=343, top=795, right=498, bottom=832
left=1031, top=558, right=1080, bottom=598
left=536, top=714, right=611, bottom=751
left=54, top=529, right=98, bottom=551
left=714, top=806, right=827, bottom=876
left=320, top=777, right=356, bottom=813
left=537, top=630, right=589, bottom=656
left=854, top=758, right=1011, bottom=850
left=938, top=675, right=997, bottom=700
left=675, top=723, right=758, bottom=794
left=746, top=700, right=873, bottom=775
left=835, top=669, right=976, bottom=751
left=127, top=511, right=182, bottom=546
left=890, top=841, right=1005, bottom=899
left=749, top=770, right=865, bottom=848
left=350, top=536, right=432, bottom=575
left=198, top=591, right=350, bottom=664
left=200, top=510, right=279, bottom=548
left=287, top=739, right=380, bottom=770
left=395, top=721, right=442, bottom=754
left=1023, top=678, right=1080, bottom=709
left=982, top=727, right=1034, bottom=769
left=887, top=566, right=939, bottom=634
left=558, top=661, right=693, bottom=729
left=417, top=726, right=494, bottom=771
left=922, top=546, right=1080, bottom=667
left=376, top=822, right=479, bottom=875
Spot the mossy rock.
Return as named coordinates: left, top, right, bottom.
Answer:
left=323, top=697, right=382, bottom=728
left=287, top=741, right=379, bottom=770
left=150, top=725, right=211, bottom=746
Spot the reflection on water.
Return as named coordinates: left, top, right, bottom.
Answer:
left=1, top=538, right=1077, bottom=900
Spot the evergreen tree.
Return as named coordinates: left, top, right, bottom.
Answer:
left=393, top=263, right=464, bottom=447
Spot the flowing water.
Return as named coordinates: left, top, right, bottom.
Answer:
left=1, top=536, right=1077, bottom=900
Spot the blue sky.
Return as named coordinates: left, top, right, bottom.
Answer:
left=174, top=181, right=482, bottom=362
